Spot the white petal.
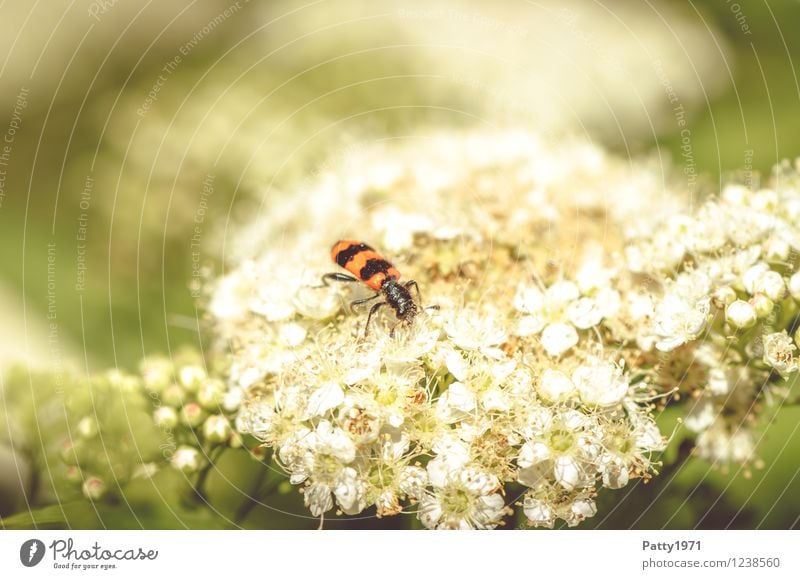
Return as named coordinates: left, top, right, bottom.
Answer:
left=516, top=315, right=545, bottom=336
left=304, top=483, right=334, bottom=517
left=554, top=456, right=581, bottom=490
left=572, top=359, right=628, bottom=407
left=517, top=441, right=551, bottom=468
left=540, top=323, right=579, bottom=357
left=435, top=381, right=476, bottom=423
left=514, top=285, right=545, bottom=314
left=566, top=297, right=604, bottom=329
left=304, top=382, right=345, bottom=418
left=444, top=348, right=469, bottom=382
left=418, top=495, right=443, bottom=529
left=523, top=496, right=554, bottom=527
left=537, top=369, right=575, bottom=402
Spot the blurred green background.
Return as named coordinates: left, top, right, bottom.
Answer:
left=0, top=0, right=798, bottom=529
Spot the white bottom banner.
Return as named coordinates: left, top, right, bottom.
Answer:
left=1, top=530, right=797, bottom=578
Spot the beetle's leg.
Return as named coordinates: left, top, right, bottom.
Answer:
left=405, top=279, right=439, bottom=311
left=321, top=272, right=359, bottom=287
left=350, top=293, right=381, bottom=312
left=404, top=279, right=422, bottom=302
left=364, top=301, right=387, bottom=338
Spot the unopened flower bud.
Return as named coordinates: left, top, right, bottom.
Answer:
left=153, top=407, right=178, bottom=429
left=162, top=384, right=184, bottom=407
left=753, top=270, right=785, bottom=301
left=229, top=432, right=243, bottom=449
left=726, top=300, right=757, bottom=329
left=203, top=415, right=232, bottom=444
left=198, top=379, right=225, bottom=409
left=764, top=238, right=790, bottom=262
left=751, top=294, right=774, bottom=318
left=721, top=184, right=749, bottom=205
left=178, top=365, right=206, bottom=392
left=743, top=264, right=769, bottom=295
left=789, top=272, right=800, bottom=300
left=65, top=465, right=82, bottom=484
left=223, top=388, right=243, bottom=413
left=60, top=440, right=81, bottom=466
left=140, top=358, right=173, bottom=392
left=711, top=286, right=736, bottom=308
left=77, top=417, right=98, bottom=439
left=171, top=446, right=202, bottom=474
left=82, top=476, right=106, bottom=500
left=181, top=402, right=206, bottom=427
left=536, top=370, right=575, bottom=403
left=249, top=445, right=268, bottom=461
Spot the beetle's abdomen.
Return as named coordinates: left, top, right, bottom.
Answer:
left=331, top=240, right=401, bottom=290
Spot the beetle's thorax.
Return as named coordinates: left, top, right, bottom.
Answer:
left=380, top=278, right=417, bottom=321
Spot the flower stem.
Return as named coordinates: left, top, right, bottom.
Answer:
left=233, top=468, right=281, bottom=525
left=191, top=446, right=225, bottom=504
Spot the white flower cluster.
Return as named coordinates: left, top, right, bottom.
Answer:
left=627, top=160, right=800, bottom=466
left=204, top=131, right=800, bottom=526
left=215, top=132, right=671, bottom=528
left=234, top=309, right=663, bottom=528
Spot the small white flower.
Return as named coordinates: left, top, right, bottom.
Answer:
left=600, top=456, right=629, bottom=489
left=653, top=293, right=710, bottom=352
left=707, top=367, right=732, bottom=396
left=443, top=347, right=469, bottom=382
left=553, top=455, right=581, bottom=490
left=514, top=284, right=545, bottom=316
left=77, top=417, right=98, bottom=438
left=751, top=294, right=774, bottom=318
left=418, top=467, right=506, bottom=529
left=333, top=467, right=367, bottom=515
left=305, top=483, right=335, bottom=517
left=398, top=466, right=428, bottom=499
left=564, top=494, right=597, bottom=527
left=518, top=409, right=594, bottom=491
left=445, top=311, right=507, bottom=352
left=572, top=358, right=629, bottom=407
left=684, top=397, right=716, bottom=433
left=711, top=286, right=737, bottom=308
left=427, top=437, right=471, bottom=487
left=762, top=331, right=798, bottom=377
left=235, top=397, right=276, bottom=441
left=522, top=495, right=555, bottom=528
left=695, top=422, right=756, bottom=464
left=140, top=358, right=173, bottom=392
left=314, top=420, right=357, bottom=464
